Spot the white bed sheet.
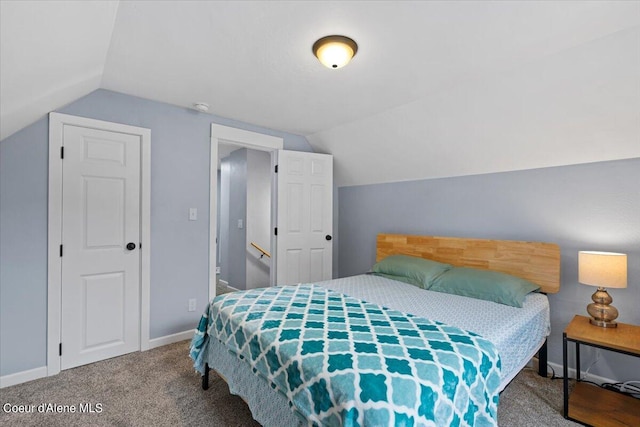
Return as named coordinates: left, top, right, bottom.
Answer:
left=316, top=274, right=551, bottom=386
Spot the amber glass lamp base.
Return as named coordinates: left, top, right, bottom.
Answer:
left=587, top=287, right=619, bottom=328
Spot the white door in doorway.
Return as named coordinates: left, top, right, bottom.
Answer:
left=60, top=125, right=141, bottom=370
left=276, top=150, right=333, bottom=285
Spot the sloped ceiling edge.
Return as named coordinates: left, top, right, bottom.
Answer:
left=0, top=1, right=119, bottom=141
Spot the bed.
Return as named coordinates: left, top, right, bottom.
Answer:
left=191, top=233, right=560, bottom=426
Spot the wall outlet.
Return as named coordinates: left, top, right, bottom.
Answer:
left=215, top=266, right=221, bottom=274
left=188, top=298, right=196, bottom=312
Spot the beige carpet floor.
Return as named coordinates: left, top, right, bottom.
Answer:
left=0, top=340, right=579, bottom=426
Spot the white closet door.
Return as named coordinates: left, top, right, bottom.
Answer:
left=61, top=125, right=141, bottom=369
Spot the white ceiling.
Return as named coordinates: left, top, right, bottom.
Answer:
left=0, top=1, right=119, bottom=141
left=2, top=1, right=639, bottom=186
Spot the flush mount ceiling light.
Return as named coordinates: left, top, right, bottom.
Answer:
left=312, top=35, right=358, bottom=69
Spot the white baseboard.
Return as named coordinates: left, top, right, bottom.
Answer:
left=147, top=330, right=193, bottom=350
left=547, top=361, right=616, bottom=385
left=529, top=357, right=617, bottom=385
left=1, top=332, right=193, bottom=388
left=0, top=366, right=47, bottom=389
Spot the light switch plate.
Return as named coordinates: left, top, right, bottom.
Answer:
left=189, top=208, right=197, bottom=221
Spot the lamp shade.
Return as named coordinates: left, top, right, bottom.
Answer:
left=578, top=251, right=627, bottom=289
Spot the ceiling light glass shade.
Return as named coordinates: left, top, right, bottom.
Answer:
left=313, top=35, right=358, bottom=69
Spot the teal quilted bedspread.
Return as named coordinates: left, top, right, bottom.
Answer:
left=190, top=284, right=502, bottom=426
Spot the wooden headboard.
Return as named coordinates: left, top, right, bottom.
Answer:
left=376, top=234, right=561, bottom=294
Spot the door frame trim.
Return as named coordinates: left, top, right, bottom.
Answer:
left=209, top=124, right=283, bottom=300
left=47, top=112, right=151, bottom=376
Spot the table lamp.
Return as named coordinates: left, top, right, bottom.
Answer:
left=578, top=251, right=627, bottom=328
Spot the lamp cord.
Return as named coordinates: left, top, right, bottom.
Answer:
left=545, top=364, right=639, bottom=399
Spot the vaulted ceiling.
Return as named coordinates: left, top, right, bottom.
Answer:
left=2, top=1, right=639, bottom=186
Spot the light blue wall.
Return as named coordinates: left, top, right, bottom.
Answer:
left=333, top=184, right=339, bottom=279
left=225, top=148, right=248, bottom=289
left=245, top=149, right=271, bottom=289
left=219, top=158, right=231, bottom=284
left=0, top=119, right=49, bottom=376
left=338, top=158, right=640, bottom=381
left=0, top=89, right=313, bottom=376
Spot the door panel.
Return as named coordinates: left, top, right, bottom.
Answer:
left=309, top=248, right=325, bottom=282
left=276, top=151, right=333, bottom=285
left=310, top=185, right=324, bottom=232
left=61, top=125, right=141, bottom=370
left=82, top=272, right=125, bottom=348
left=84, top=136, right=127, bottom=165
left=285, top=249, right=302, bottom=284
left=286, top=183, right=303, bottom=233
left=84, top=177, right=125, bottom=248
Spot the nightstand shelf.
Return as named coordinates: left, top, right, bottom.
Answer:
left=563, top=315, right=640, bottom=427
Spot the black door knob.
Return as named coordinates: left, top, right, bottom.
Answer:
left=126, top=242, right=136, bottom=250
left=325, top=235, right=332, bottom=241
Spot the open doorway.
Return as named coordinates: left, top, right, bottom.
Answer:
left=209, top=124, right=333, bottom=301
left=208, top=124, right=283, bottom=301
left=217, top=143, right=271, bottom=294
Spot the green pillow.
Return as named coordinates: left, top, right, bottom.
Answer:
left=371, top=255, right=452, bottom=289
left=371, top=272, right=425, bottom=288
left=431, top=267, right=540, bottom=308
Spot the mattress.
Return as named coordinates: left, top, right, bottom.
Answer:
left=196, top=274, right=550, bottom=426
left=317, top=274, right=551, bottom=385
